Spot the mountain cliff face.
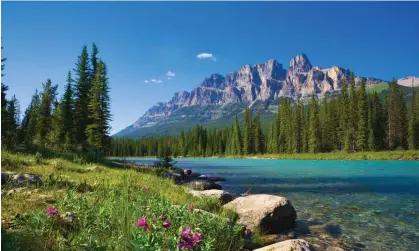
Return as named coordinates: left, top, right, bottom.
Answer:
left=116, top=54, right=386, bottom=138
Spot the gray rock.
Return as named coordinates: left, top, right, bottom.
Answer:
left=223, top=194, right=297, bottom=234
left=253, top=239, right=311, bottom=251
left=185, top=180, right=222, bottom=191
left=86, top=166, right=99, bottom=171
left=23, top=174, right=42, bottom=184
left=162, top=170, right=182, bottom=182
left=13, top=174, right=26, bottom=183
left=188, top=189, right=233, bottom=204
left=1, top=173, right=9, bottom=184
left=62, top=211, right=77, bottom=224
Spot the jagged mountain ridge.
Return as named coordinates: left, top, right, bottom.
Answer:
left=116, top=54, right=386, bottom=138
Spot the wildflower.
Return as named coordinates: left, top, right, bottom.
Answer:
left=187, top=204, right=194, bottom=211
left=159, top=215, right=167, bottom=221
left=136, top=217, right=150, bottom=232
left=181, top=227, right=192, bottom=238
left=143, top=187, right=147, bottom=192
left=178, top=226, right=204, bottom=249
left=162, top=221, right=171, bottom=229
left=47, top=207, right=57, bottom=216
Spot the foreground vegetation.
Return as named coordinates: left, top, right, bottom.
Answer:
left=1, top=151, right=243, bottom=251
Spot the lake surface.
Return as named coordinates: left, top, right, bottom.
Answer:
left=125, top=158, right=419, bottom=251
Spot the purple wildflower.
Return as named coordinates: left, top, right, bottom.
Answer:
left=47, top=207, right=57, bottom=216
left=159, top=215, right=167, bottom=221
left=137, top=217, right=150, bottom=231
left=162, top=221, right=171, bottom=229
left=187, top=204, right=194, bottom=211
left=136, top=218, right=147, bottom=227
left=143, top=187, right=147, bottom=192
left=178, top=227, right=204, bottom=249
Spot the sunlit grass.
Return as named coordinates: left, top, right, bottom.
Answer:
left=1, top=151, right=243, bottom=250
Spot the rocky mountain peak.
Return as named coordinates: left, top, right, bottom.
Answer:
left=289, top=54, right=312, bottom=74
left=199, top=73, right=226, bottom=89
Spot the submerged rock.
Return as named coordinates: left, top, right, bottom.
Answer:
left=188, top=189, right=233, bottom=204
left=253, top=239, right=311, bottom=251
left=197, top=175, right=226, bottom=182
left=185, top=180, right=222, bottom=191
left=223, top=194, right=297, bottom=234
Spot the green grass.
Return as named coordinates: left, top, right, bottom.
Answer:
left=1, top=151, right=243, bottom=251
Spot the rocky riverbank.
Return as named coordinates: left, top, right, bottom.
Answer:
left=155, top=165, right=350, bottom=251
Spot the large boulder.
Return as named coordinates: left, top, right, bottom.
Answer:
left=254, top=239, right=311, bottom=251
left=185, top=180, right=222, bottom=191
left=189, top=189, right=233, bottom=204
left=223, top=194, right=296, bottom=234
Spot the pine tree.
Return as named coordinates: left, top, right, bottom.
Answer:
left=99, top=62, right=112, bottom=151
left=59, top=71, right=75, bottom=151
left=408, top=87, right=418, bottom=149
left=253, top=111, right=264, bottom=154
left=74, top=46, right=90, bottom=148
left=3, top=95, right=20, bottom=149
left=293, top=97, right=303, bottom=153
left=367, top=98, right=376, bottom=151
left=87, top=61, right=105, bottom=151
left=36, top=79, right=58, bottom=147
left=232, top=115, right=242, bottom=155
left=242, top=107, right=253, bottom=154
left=308, top=93, right=321, bottom=153
left=356, top=79, right=368, bottom=151
left=348, top=73, right=358, bottom=151
left=388, top=79, right=408, bottom=149
left=21, top=90, right=41, bottom=147
left=338, top=78, right=350, bottom=151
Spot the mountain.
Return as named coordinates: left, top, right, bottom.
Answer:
left=115, top=54, right=405, bottom=138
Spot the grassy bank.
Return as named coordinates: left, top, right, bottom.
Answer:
left=112, top=150, right=419, bottom=161
left=1, top=151, right=243, bottom=251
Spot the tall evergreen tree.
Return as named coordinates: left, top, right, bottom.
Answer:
left=36, top=79, right=58, bottom=147
left=338, top=78, right=350, bottom=151
left=356, top=79, right=368, bottom=151
left=242, top=107, right=253, bottom=154
left=3, top=95, right=19, bottom=149
left=348, top=73, right=358, bottom=151
left=308, top=93, right=321, bottom=153
left=232, top=115, right=242, bottom=155
left=387, top=79, right=408, bottom=149
left=293, top=97, right=303, bottom=153
left=74, top=46, right=90, bottom=148
left=408, top=87, right=418, bottom=149
left=60, top=71, right=75, bottom=151
left=253, top=111, right=264, bottom=154
left=21, top=90, right=41, bottom=147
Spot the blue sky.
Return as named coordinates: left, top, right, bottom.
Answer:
left=2, top=2, right=419, bottom=134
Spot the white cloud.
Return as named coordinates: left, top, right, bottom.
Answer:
left=166, top=70, right=175, bottom=77
left=144, top=80, right=149, bottom=83
left=151, top=79, right=162, bottom=84
left=197, top=53, right=216, bottom=61
left=168, top=77, right=172, bottom=80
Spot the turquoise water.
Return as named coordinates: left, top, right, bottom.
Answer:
left=127, top=158, right=419, bottom=250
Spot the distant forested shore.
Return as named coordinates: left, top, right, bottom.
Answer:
left=110, top=76, right=419, bottom=160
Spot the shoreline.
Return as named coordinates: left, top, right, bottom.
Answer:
left=109, top=150, right=419, bottom=161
